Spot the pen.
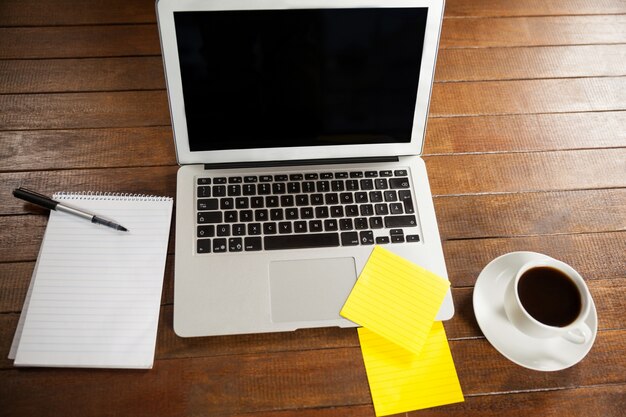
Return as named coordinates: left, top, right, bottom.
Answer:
left=13, top=187, right=128, bottom=232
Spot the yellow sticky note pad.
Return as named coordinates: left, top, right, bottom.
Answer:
left=340, top=246, right=450, bottom=355
left=358, top=322, right=464, bottom=416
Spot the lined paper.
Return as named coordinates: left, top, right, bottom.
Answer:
left=12, top=194, right=172, bottom=368
left=340, top=246, right=450, bottom=355
left=358, top=322, right=464, bottom=416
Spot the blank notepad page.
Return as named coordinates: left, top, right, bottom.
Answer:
left=13, top=193, right=173, bottom=368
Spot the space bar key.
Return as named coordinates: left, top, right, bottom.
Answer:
left=264, top=233, right=340, bottom=250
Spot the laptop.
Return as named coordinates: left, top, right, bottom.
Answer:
left=156, top=0, right=454, bottom=337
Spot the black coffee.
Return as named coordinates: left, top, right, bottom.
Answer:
left=517, top=267, right=582, bottom=327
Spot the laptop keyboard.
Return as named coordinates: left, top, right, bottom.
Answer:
left=195, top=169, right=420, bottom=253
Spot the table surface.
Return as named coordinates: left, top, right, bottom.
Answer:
left=1, top=1, right=625, bottom=416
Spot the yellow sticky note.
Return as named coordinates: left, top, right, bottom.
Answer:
left=358, top=322, right=464, bottom=416
left=340, top=246, right=450, bottom=355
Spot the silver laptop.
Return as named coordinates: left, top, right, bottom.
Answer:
left=157, top=0, right=454, bottom=337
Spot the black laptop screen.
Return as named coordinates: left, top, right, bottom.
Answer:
left=173, top=8, right=428, bottom=152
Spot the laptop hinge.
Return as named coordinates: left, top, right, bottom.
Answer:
left=203, top=156, right=399, bottom=170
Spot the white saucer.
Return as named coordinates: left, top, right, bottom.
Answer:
left=473, top=251, right=597, bottom=371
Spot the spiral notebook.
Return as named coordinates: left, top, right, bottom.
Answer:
left=9, top=192, right=173, bottom=369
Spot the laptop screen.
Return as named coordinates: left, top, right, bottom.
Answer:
left=174, top=8, right=428, bottom=152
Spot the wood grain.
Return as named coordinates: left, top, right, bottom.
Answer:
left=1, top=331, right=625, bottom=416
left=1, top=0, right=624, bottom=27
left=2, top=111, right=624, bottom=174
left=2, top=45, right=625, bottom=96
left=442, top=232, right=626, bottom=287
left=0, top=25, right=161, bottom=59
left=445, top=0, right=626, bottom=17
left=434, top=189, right=626, bottom=240
left=3, top=77, right=626, bottom=131
left=0, top=57, right=165, bottom=94
left=0, top=127, right=176, bottom=171
left=440, top=15, right=626, bottom=48
left=0, top=0, right=156, bottom=26
left=435, top=44, right=626, bottom=82
left=426, top=148, right=626, bottom=195
left=430, top=77, right=626, bottom=117
left=424, top=111, right=626, bottom=155
left=2, top=14, right=624, bottom=60
left=0, top=91, right=170, bottom=130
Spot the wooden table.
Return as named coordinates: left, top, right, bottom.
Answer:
left=1, top=1, right=625, bottom=416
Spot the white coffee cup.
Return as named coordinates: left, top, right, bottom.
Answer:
left=504, top=257, right=593, bottom=344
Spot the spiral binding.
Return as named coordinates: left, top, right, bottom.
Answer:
left=54, top=191, right=172, bottom=201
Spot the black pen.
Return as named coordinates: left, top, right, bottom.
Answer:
left=13, top=187, right=128, bottom=232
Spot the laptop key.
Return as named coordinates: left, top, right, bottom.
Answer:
left=227, top=185, right=241, bottom=196
left=216, top=224, right=230, bottom=236
left=197, top=225, right=215, bottom=237
left=340, top=231, right=359, bottom=246
left=407, top=234, right=420, bottom=242
left=294, top=221, right=308, bottom=233
left=213, top=238, right=227, bottom=253
left=375, top=236, right=390, bottom=244
left=232, top=224, right=246, bottom=236
left=197, top=198, right=218, bottom=211
left=265, top=233, right=340, bottom=250
left=359, top=231, right=374, bottom=245
left=263, top=222, right=277, bottom=235
left=278, top=221, right=292, bottom=234
left=385, top=215, right=417, bottom=228
left=248, top=223, right=261, bottom=235
left=244, top=237, right=262, bottom=251
left=198, top=212, right=222, bottom=224
left=399, top=190, right=415, bottom=214
left=197, top=239, right=211, bottom=253
left=229, top=238, right=243, bottom=252
left=197, top=186, right=211, bottom=197
left=389, top=177, right=410, bottom=189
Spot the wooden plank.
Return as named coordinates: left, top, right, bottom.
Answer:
left=2, top=45, right=624, bottom=96
left=2, top=112, right=624, bottom=173
left=3, top=77, right=626, bottom=131
left=2, top=15, right=625, bottom=60
left=1, top=331, right=624, bottom=415
left=442, top=232, right=626, bottom=287
left=426, top=148, right=626, bottom=195
left=2, top=148, right=625, bottom=215
left=435, top=44, right=626, bottom=82
left=445, top=0, right=626, bottom=17
left=1, top=0, right=624, bottom=27
left=222, top=385, right=626, bottom=417
left=440, top=15, right=626, bottom=49
left=424, top=111, right=626, bottom=155
left=430, top=77, right=626, bottom=117
left=0, top=91, right=170, bottom=131
left=0, top=0, right=156, bottom=26
left=0, top=57, right=165, bottom=94
left=407, top=384, right=626, bottom=417
left=0, top=25, right=161, bottom=59
left=434, top=189, right=626, bottom=240
left=0, top=127, right=176, bottom=171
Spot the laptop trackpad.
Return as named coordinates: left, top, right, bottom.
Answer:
left=269, top=257, right=357, bottom=323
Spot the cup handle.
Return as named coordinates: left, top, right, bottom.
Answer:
left=563, top=324, right=591, bottom=344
